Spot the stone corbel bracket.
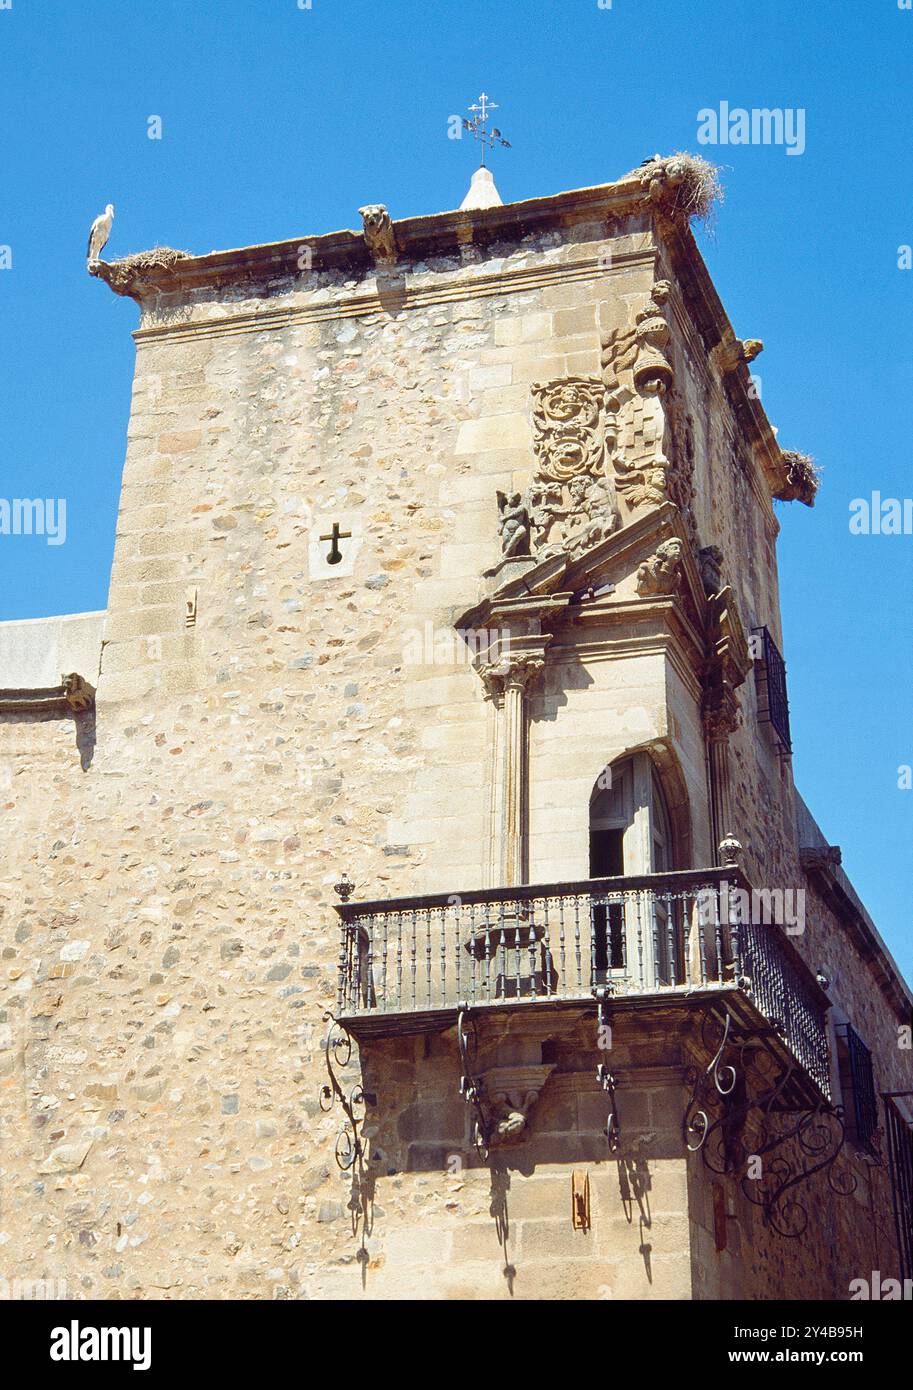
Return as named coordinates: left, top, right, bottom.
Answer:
left=481, top=1063, right=556, bottom=1144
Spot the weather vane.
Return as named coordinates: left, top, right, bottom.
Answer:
left=462, top=93, right=511, bottom=168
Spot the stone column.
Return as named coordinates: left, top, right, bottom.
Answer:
left=480, top=654, right=543, bottom=887
left=703, top=693, right=738, bottom=864
left=480, top=671, right=505, bottom=889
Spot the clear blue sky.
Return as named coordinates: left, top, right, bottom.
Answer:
left=0, top=0, right=910, bottom=979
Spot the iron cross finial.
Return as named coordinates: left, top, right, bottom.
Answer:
left=462, top=92, right=511, bottom=168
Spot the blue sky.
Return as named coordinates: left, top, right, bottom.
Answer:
left=0, top=0, right=910, bottom=978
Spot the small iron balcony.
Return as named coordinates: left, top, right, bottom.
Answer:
left=334, top=868, right=831, bottom=1100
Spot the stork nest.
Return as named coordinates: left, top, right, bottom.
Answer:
left=776, top=450, right=821, bottom=507
left=633, top=152, right=724, bottom=226
left=111, top=246, right=192, bottom=273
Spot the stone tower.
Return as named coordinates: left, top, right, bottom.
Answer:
left=0, top=155, right=910, bottom=1300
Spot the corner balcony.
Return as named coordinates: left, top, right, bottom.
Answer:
left=333, top=867, right=832, bottom=1104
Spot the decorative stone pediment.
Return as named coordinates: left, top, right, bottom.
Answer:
left=464, top=503, right=711, bottom=652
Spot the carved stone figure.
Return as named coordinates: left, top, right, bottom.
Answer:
left=527, top=479, right=565, bottom=553
left=636, top=538, right=684, bottom=596
left=496, top=491, right=532, bottom=557
left=698, top=545, right=724, bottom=598
left=600, top=281, right=681, bottom=518
left=632, top=279, right=674, bottom=396
left=563, top=473, right=620, bottom=554
left=358, top=204, right=397, bottom=265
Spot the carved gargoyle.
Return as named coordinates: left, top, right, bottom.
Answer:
left=698, top=544, right=724, bottom=598
left=775, top=449, right=820, bottom=507
left=87, top=247, right=192, bottom=302
left=636, top=538, right=684, bottom=596
left=713, top=336, right=764, bottom=375
left=358, top=204, right=397, bottom=265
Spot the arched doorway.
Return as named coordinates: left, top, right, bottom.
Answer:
left=589, top=753, right=681, bottom=986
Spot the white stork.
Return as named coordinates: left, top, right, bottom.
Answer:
left=87, top=204, right=115, bottom=262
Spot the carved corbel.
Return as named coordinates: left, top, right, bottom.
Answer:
left=481, top=1064, right=556, bottom=1144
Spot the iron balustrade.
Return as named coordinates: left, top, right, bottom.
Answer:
left=335, top=869, right=831, bottom=1097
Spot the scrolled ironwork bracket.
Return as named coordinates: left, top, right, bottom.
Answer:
left=595, top=988, right=621, bottom=1152
left=318, top=1009, right=367, bottom=1172
left=683, top=1006, right=739, bottom=1158
left=739, top=1102, right=857, bottom=1239
left=457, top=1003, right=492, bottom=1162
left=683, top=1004, right=859, bottom=1239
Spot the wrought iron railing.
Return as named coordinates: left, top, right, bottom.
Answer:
left=335, top=869, right=831, bottom=1096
